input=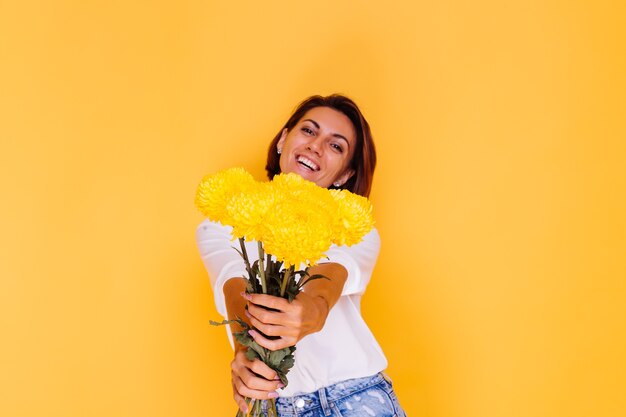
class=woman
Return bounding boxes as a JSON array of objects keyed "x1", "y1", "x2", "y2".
[{"x1": 196, "y1": 94, "x2": 406, "y2": 416}]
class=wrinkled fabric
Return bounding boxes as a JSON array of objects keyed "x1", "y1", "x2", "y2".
[{"x1": 260, "y1": 373, "x2": 407, "y2": 417}]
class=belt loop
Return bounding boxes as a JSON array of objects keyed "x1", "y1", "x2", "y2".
[
  {"x1": 381, "y1": 371, "x2": 393, "y2": 384},
  {"x1": 318, "y1": 387, "x2": 332, "y2": 416}
]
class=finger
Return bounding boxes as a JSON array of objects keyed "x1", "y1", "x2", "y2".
[
  {"x1": 247, "y1": 358, "x2": 282, "y2": 381},
  {"x1": 243, "y1": 292, "x2": 290, "y2": 311},
  {"x1": 238, "y1": 364, "x2": 284, "y2": 392},
  {"x1": 231, "y1": 350, "x2": 253, "y2": 373},
  {"x1": 246, "y1": 310, "x2": 284, "y2": 337},
  {"x1": 249, "y1": 329, "x2": 296, "y2": 351},
  {"x1": 248, "y1": 304, "x2": 303, "y2": 335},
  {"x1": 232, "y1": 380, "x2": 249, "y2": 414},
  {"x1": 233, "y1": 374, "x2": 280, "y2": 400},
  {"x1": 247, "y1": 302, "x2": 283, "y2": 325},
  {"x1": 232, "y1": 353, "x2": 283, "y2": 390}
]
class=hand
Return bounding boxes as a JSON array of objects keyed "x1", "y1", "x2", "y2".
[
  {"x1": 242, "y1": 291, "x2": 330, "y2": 350},
  {"x1": 230, "y1": 348, "x2": 284, "y2": 413}
]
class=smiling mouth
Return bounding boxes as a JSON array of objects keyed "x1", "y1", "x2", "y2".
[{"x1": 296, "y1": 155, "x2": 320, "y2": 171}]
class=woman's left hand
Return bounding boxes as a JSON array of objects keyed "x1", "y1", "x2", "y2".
[{"x1": 242, "y1": 291, "x2": 330, "y2": 350}]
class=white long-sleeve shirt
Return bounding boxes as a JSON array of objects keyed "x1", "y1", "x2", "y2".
[{"x1": 195, "y1": 219, "x2": 388, "y2": 397}]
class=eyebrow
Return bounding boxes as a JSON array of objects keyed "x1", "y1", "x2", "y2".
[{"x1": 302, "y1": 119, "x2": 351, "y2": 148}]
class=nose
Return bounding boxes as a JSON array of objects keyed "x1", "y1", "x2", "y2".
[{"x1": 306, "y1": 137, "x2": 323, "y2": 155}]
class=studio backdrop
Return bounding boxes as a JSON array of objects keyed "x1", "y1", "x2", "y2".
[{"x1": 1, "y1": 1, "x2": 624, "y2": 417}]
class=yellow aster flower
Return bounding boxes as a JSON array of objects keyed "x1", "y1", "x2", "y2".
[
  {"x1": 270, "y1": 172, "x2": 340, "y2": 221},
  {"x1": 270, "y1": 172, "x2": 320, "y2": 197},
  {"x1": 261, "y1": 199, "x2": 333, "y2": 267},
  {"x1": 226, "y1": 181, "x2": 284, "y2": 241},
  {"x1": 330, "y1": 189, "x2": 375, "y2": 246},
  {"x1": 195, "y1": 167, "x2": 257, "y2": 224}
]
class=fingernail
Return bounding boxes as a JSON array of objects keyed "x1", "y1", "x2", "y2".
[
  {"x1": 248, "y1": 329, "x2": 257, "y2": 337},
  {"x1": 277, "y1": 383, "x2": 285, "y2": 388},
  {"x1": 268, "y1": 392, "x2": 279, "y2": 399},
  {"x1": 241, "y1": 292, "x2": 252, "y2": 301}
]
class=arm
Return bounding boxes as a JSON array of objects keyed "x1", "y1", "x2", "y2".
[
  {"x1": 198, "y1": 220, "x2": 379, "y2": 343},
  {"x1": 223, "y1": 279, "x2": 283, "y2": 413},
  {"x1": 244, "y1": 262, "x2": 348, "y2": 351},
  {"x1": 196, "y1": 221, "x2": 281, "y2": 413},
  {"x1": 245, "y1": 229, "x2": 380, "y2": 350},
  {"x1": 223, "y1": 264, "x2": 347, "y2": 411},
  {"x1": 196, "y1": 221, "x2": 380, "y2": 410}
]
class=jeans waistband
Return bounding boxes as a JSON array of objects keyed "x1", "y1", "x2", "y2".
[{"x1": 272, "y1": 373, "x2": 387, "y2": 416}]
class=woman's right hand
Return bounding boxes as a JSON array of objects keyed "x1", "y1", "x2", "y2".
[{"x1": 230, "y1": 348, "x2": 284, "y2": 413}]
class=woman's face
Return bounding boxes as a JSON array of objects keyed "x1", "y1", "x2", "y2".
[{"x1": 276, "y1": 106, "x2": 356, "y2": 189}]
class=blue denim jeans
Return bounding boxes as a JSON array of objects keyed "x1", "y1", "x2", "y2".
[{"x1": 262, "y1": 372, "x2": 407, "y2": 417}]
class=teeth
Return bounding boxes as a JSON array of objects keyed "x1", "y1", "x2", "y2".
[{"x1": 297, "y1": 156, "x2": 319, "y2": 171}]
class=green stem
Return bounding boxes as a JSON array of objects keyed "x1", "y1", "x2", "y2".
[
  {"x1": 257, "y1": 242, "x2": 267, "y2": 294},
  {"x1": 238, "y1": 238, "x2": 253, "y2": 280},
  {"x1": 280, "y1": 265, "x2": 295, "y2": 297},
  {"x1": 246, "y1": 399, "x2": 252, "y2": 416}
]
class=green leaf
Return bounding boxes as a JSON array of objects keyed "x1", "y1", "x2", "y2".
[
  {"x1": 306, "y1": 274, "x2": 328, "y2": 280},
  {"x1": 248, "y1": 340, "x2": 268, "y2": 361},
  {"x1": 233, "y1": 331, "x2": 252, "y2": 346},
  {"x1": 245, "y1": 349, "x2": 259, "y2": 361},
  {"x1": 209, "y1": 319, "x2": 230, "y2": 326},
  {"x1": 231, "y1": 246, "x2": 245, "y2": 260},
  {"x1": 278, "y1": 373, "x2": 289, "y2": 386},
  {"x1": 297, "y1": 274, "x2": 330, "y2": 290},
  {"x1": 278, "y1": 355, "x2": 295, "y2": 373},
  {"x1": 209, "y1": 318, "x2": 249, "y2": 329},
  {"x1": 268, "y1": 349, "x2": 289, "y2": 368}
]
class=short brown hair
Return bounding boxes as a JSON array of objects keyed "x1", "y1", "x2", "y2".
[{"x1": 265, "y1": 94, "x2": 376, "y2": 197}]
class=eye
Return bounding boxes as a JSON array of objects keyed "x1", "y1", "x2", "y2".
[
  {"x1": 301, "y1": 127, "x2": 314, "y2": 135},
  {"x1": 331, "y1": 143, "x2": 343, "y2": 153}
]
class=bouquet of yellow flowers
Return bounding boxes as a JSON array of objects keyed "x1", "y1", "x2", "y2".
[{"x1": 195, "y1": 167, "x2": 375, "y2": 417}]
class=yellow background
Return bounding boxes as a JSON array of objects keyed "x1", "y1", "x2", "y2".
[{"x1": 1, "y1": 1, "x2": 625, "y2": 416}]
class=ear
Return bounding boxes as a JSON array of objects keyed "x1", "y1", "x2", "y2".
[
  {"x1": 276, "y1": 128, "x2": 288, "y2": 152},
  {"x1": 335, "y1": 168, "x2": 355, "y2": 187}
]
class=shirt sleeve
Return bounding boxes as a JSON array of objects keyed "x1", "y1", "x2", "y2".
[
  {"x1": 195, "y1": 219, "x2": 247, "y2": 318},
  {"x1": 322, "y1": 227, "x2": 381, "y2": 296}
]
